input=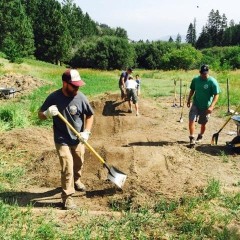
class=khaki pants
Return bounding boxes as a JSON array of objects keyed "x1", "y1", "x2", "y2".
[
  {"x1": 55, "y1": 143, "x2": 85, "y2": 201},
  {"x1": 119, "y1": 84, "x2": 126, "y2": 100}
]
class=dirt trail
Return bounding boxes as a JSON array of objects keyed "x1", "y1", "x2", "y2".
[{"x1": 0, "y1": 92, "x2": 239, "y2": 212}]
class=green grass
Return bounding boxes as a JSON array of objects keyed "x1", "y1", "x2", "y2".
[
  {"x1": 0, "y1": 61, "x2": 240, "y2": 130},
  {"x1": 0, "y1": 180, "x2": 239, "y2": 239}
]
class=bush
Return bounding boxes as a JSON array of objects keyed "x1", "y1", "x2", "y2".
[{"x1": 70, "y1": 36, "x2": 135, "y2": 70}]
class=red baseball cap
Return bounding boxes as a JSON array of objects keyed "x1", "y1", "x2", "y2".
[{"x1": 62, "y1": 69, "x2": 85, "y2": 87}]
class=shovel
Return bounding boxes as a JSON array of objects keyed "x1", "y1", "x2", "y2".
[
  {"x1": 172, "y1": 79, "x2": 178, "y2": 107},
  {"x1": 211, "y1": 105, "x2": 240, "y2": 145},
  {"x1": 179, "y1": 83, "x2": 188, "y2": 123},
  {"x1": 57, "y1": 112, "x2": 127, "y2": 189},
  {"x1": 226, "y1": 78, "x2": 231, "y2": 115}
]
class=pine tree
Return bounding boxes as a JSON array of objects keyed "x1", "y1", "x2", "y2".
[
  {"x1": 61, "y1": 0, "x2": 85, "y2": 47},
  {"x1": 33, "y1": 0, "x2": 71, "y2": 64},
  {"x1": 186, "y1": 19, "x2": 196, "y2": 46},
  {"x1": 206, "y1": 9, "x2": 228, "y2": 46},
  {"x1": 168, "y1": 36, "x2": 174, "y2": 42},
  {"x1": 195, "y1": 26, "x2": 210, "y2": 49},
  {"x1": 175, "y1": 34, "x2": 181, "y2": 44},
  {"x1": 0, "y1": 0, "x2": 35, "y2": 61}
]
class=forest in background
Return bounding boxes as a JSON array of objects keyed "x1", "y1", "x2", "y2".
[{"x1": 1, "y1": 0, "x2": 240, "y2": 70}]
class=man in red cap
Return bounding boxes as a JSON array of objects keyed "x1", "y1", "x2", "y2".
[{"x1": 38, "y1": 69, "x2": 94, "y2": 210}]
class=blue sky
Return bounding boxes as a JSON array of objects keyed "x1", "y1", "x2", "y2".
[{"x1": 73, "y1": 0, "x2": 239, "y2": 41}]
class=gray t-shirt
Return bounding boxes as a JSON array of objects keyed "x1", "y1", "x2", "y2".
[{"x1": 40, "y1": 89, "x2": 94, "y2": 145}]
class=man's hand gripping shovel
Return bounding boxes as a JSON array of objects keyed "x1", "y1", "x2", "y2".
[{"x1": 57, "y1": 112, "x2": 127, "y2": 189}]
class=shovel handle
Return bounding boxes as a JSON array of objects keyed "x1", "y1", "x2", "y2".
[
  {"x1": 218, "y1": 105, "x2": 240, "y2": 133},
  {"x1": 180, "y1": 84, "x2": 188, "y2": 115},
  {"x1": 57, "y1": 112, "x2": 106, "y2": 165}
]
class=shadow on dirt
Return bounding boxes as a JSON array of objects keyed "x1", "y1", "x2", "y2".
[
  {"x1": 195, "y1": 144, "x2": 237, "y2": 156},
  {"x1": 123, "y1": 140, "x2": 187, "y2": 147},
  {"x1": 102, "y1": 100, "x2": 127, "y2": 116},
  {"x1": 0, "y1": 187, "x2": 62, "y2": 208},
  {"x1": 123, "y1": 141, "x2": 239, "y2": 157},
  {"x1": 86, "y1": 187, "x2": 119, "y2": 198},
  {"x1": 0, "y1": 187, "x2": 119, "y2": 208}
]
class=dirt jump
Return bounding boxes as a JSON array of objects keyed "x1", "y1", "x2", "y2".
[{"x1": 1, "y1": 80, "x2": 240, "y2": 214}]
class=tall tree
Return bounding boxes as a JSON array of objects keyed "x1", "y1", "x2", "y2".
[
  {"x1": 0, "y1": 0, "x2": 35, "y2": 60},
  {"x1": 195, "y1": 26, "x2": 210, "y2": 49},
  {"x1": 186, "y1": 20, "x2": 196, "y2": 46},
  {"x1": 81, "y1": 13, "x2": 98, "y2": 37},
  {"x1": 34, "y1": 0, "x2": 71, "y2": 64},
  {"x1": 175, "y1": 33, "x2": 182, "y2": 44},
  {"x1": 21, "y1": 0, "x2": 39, "y2": 24},
  {"x1": 168, "y1": 36, "x2": 174, "y2": 42},
  {"x1": 196, "y1": 9, "x2": 229, "y2": 48},
  {"x1": 206, "y1": 9, "x2": 228, "y2": 46},
  {"x1": 61, "y1": 0, "x2": 86, "y2": 48}
]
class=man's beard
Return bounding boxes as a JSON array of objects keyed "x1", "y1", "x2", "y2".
[
  {"x1": 66, "y1": 87, "x2": 78, "y2": 97},
  {"x1": 66, "y1": 88, "x2": 77, "y2": 97}
]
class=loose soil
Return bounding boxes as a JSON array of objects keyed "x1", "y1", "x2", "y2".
[{"x1": 0, "y1": 74, "x2": 239, "y2": 215}]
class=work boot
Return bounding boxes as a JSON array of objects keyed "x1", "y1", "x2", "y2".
[
  {"x1": 189, "y1": 136, "x2": 196, "y2": 146},
  {"x1": 74, "y1": 181, "x2": 86, "y2": 191},
  {"x1": 63, "y1": 196, "x2": 77, "y2": 210},
  {"x1": 196, "y1": 134, "x2": 203, "y2": 143}
]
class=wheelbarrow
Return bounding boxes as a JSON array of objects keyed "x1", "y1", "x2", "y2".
[
  {"x1": 0, "y1": 87, "x2": 22, "y2": 99},
  {"x1": 226, "y1": 115, "x2": 240, "y2": 150},
  {"x1": 57, "y1": 112, "x2": 127, "y2": 189}
]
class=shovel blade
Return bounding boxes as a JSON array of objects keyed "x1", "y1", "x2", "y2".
[
  {"x1": 107, "y1": 166, "x2": 127, "y2": 189},
  {"x1": 211, "y1": 133, "x2": 219, "y2": 145}
]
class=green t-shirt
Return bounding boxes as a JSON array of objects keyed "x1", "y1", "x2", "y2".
[{"x1": 190, "y1": 75, "x2": 221, "y2": 110}]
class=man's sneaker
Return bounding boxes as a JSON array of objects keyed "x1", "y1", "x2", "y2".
[
  {"x1": 189, "y1": 136, "x2": 196, "y2": 146},
  {"x1": 196, "y1": 134, "x2": 203, "y2": 143},
  {"x1": 63, "y1": 197, "x2": 77, "y2": 210},
  {"x1": 74, "y1": 181, "x2": 86, "y2": 191},
  {"x1": 136, "y1": 112, "x2": 139, "y2": 116},
  {"x1": 128, "y1": 108, "x2": 132, "y2": 113}
]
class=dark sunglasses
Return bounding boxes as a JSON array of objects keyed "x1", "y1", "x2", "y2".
[{"x1": 68, "y1": 82, "x2": 79, "y2": 89}]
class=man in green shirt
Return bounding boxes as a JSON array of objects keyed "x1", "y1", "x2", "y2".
[{"x1": 187, "y1": 65, "x2": 221, "y2": 146}]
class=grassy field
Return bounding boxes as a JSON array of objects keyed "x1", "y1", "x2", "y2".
[
  {"x1": 0, "y1": 58, "x2": 240, "y2": 239},
  {"x1": 0, "y1": 58, "x2": 239, "y2": 131}
]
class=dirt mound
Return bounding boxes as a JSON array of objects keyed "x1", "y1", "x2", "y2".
[
  {"x1": 0, "y1": 73, "x2": 44, "y2": 98},
  {"x1": 0, "y1": 93, "x2": 239, "y2": 211}
]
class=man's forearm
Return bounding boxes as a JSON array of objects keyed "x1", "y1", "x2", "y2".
[
  {"x1": 210, "y1": 94, "x2": 219, "y2": 108},
  {"x1": 85, "y1": 115, "x2": 94, "y2": 132},
  {"x1": 187, "y1": 90, "x2": 194, "y2": 102}
]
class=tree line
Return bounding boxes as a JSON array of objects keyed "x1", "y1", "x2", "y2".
[
  {"x1": 186, "y1": 9, "x2": 240, "y2": 49},
  {"x1": 0, "y1": 0, "x2": 240, "y2": 71}
]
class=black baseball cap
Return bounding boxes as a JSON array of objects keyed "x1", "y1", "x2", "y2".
[
  {"x1": 127, "y1": 67, "x2": 133, "y2": 73},
  {"x1": 200, "y1": 64, "x2": 209, "y2": 74}
]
